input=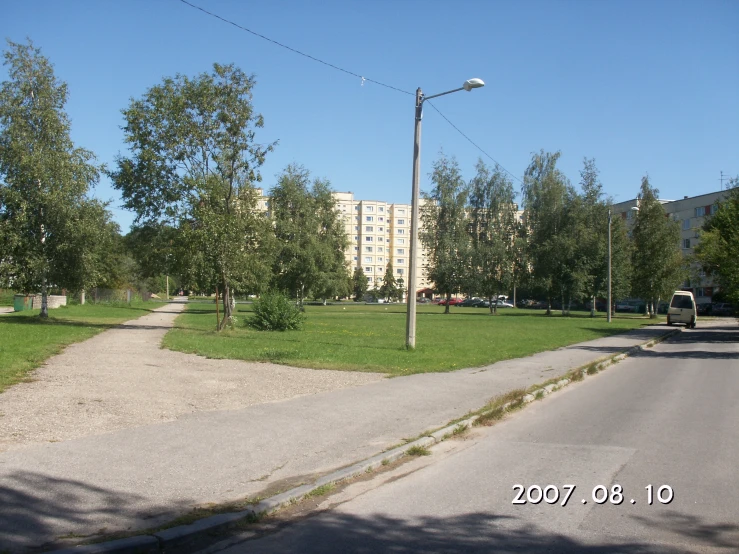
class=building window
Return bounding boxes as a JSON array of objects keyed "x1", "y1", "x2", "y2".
[
  {"x1": 365, "y1": 256, "x2": 373, "y2": 263},
  {"x1": 367, "y1": 277, "x2": 373, "y2": 283},
  {"x1": 397, "y1": 268, "x2": 404, "y2": 275},
  {"x1": 365, "y1": 236, "x2": 373, "y2": 242},
  {"x1": 353, "y1": 256, "x2": 357, "y2": 261},
  {"x1": 366, "y1": 216, "x2": 374, "y2": 222},
  {"x1": 397, "y1": 219, "x2": 405, "y2": 225},
  {"x1": 397, "y1": 258, "x2": 405, "y2": 264},
  {"x1": 682, "y1": 219, "x2": 690, "y2": 231},
  {"x1": 354, "y1": 236, "x2": 358, "y2": 240},
  {"x1": 365, "y1": 226, "x2": 373, "y2": 232},
  {"x1": 386, "y1": 238, "x2": 390, "y2": 243},
  {"x1": 365, "y1": 206, "x2": 374, "y2": 212},
  {"x1": 397, "y1": 248, "x2": 405, "y2": 255},
  {"x1": 365, "y1": 246, "x2": 373, "y2": 252},
  {"x1": 626, "y1": 210, "x2": 634, "y2": 220},
  {"x1": 397, "y1": 238, "x2": 405, "y2": 245},
  {"x1": 355, "y1": 205, "x2": 360, "y2": 210},
  {"x1": 378, "y1": 257, "x2": 383, "y2": 262},
  {"x1": 398, "y1": 209, "x2": 406, "y2": 215},
  {"x1": 378, "y1": 227, "x2": 384, "y2": 232},
  {"x1": 379, "y1": 207, "x2": 384, "y2": 213},
  {"x1": 355, "y1": 216, "x2": 359, "y2": 221},
  {"x1": 397, "y1": 229, "x2": 405, "y2": 234},
  {"x1": 377, "y1": 246, "x2": 383, "y2": 252},
  {"x1": 683, "y1": 238, "x2": 691, "y2": 249},
  {"x1": 365, "y1": 267, "x2": 372, "y2": 273},
  {"x1": 694, "y1": 206, "x2": 706, "y2": 217},
  {"x1": 378, "y1": 217, "x2": 384, "y2": 222},
  {"x1": 354, "y1": 246, "x2": 358, "y2": 251}
]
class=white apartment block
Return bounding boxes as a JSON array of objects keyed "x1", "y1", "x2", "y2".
[
  {"x1": 611, "y1": 189, "x2": 730, "y2": 302},
  {"x1": 255, "y1": 189, "x2": 430, "y2": 297}
]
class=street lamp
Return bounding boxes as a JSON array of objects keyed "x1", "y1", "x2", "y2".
[
  {"x1": 405, "y1": 78, "x2": 485, "y2": 349},
  {"x1": 607, "y1": 209, "x2": 612, "y2": 323}
]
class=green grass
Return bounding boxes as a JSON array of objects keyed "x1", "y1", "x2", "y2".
[
  {"x1": 406, "y1": 445, "x2": 432, "y2": 456},
  {"x1": 0, "y1": 301, "x2": 166, "y2": 393},
  {"x1": 0, "y1": 289, "x2": 16, "y2": 307},
  {"x1": 162, "y1": 303, "x2": 658, "y2": 376}
]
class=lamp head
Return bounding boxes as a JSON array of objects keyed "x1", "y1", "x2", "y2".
[{"x1": 463, "y1": 78, "x2": 485, "y2": 91}]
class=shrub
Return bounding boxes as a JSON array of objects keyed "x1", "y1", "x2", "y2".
[{"x1": 249, "y1": 292, "x2": 305, "y2": 331}]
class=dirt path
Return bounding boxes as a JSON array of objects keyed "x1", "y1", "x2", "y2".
[{"x1": 0, "y1": 299, "x2": 384, "y2": 452}]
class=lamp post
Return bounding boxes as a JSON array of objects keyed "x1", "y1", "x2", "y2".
[
  {"x1": 406, "y1": 78, "x2": 485, "y2": 349},
  {"x1": 607, "y1": 209, "x2": 612, "y2": 323}
]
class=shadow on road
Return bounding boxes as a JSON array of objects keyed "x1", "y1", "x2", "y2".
[
  {"x1": 233, "y1": 510, "x2": 730, "y2": 554},
  {"x1": 0, "y1": 471, "x2": 189, "y2": 552}
]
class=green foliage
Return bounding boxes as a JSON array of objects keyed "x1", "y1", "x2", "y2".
[
  {"x1": 521, "y1": 151, "x2": 583, "y2": 312},
  {"x1": 421, "y1": 154, "x2": 470, "y2": 313},
  {"x1": 694, "y1": 186, "x2": 739, "y2": 304},
  {"x1": 351, "y1": 266, "x2": 369, "y2": 301},
  {"x1": 110, "y1": 63, "x2": 276, "y2": 330},
  {"x1": 270, "y1": 164, "x2": 349, "y2": 304},
  {"x1": 249, "y1": 291, "x2": 306, "y2": 331},
  {"x1": 630, "y1": 176, "x2": 684, "y2": 314},
  {"x1": 379, "y1": 261, "x2": 399, "y2": 301},
  {"x1": 468, "y1": 160, "x2": 517, "y2": 313},
  {"x1": 0, "y1": 39, "x2": 106, "y2": 316}
]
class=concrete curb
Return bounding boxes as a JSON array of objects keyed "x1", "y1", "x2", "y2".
[{"x1": 47, "y1": 326, "x2": 681, "y2": 553}]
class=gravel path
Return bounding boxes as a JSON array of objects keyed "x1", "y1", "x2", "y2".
[{"x1": 0, "y1": 299, "x2": 385, "y2": 452}]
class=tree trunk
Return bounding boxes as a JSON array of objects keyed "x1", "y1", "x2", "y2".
[
  {"x1": 546, "y1": 297, "x2": 552, "y2": 316},
  {"x1": 80, "y1": 290, "x2": 86, "y2": 305},
  {"x1": 561, "y1": 291, "x2": 565, "y2": 316},
  {"x1": 591, "y1": 294, "x2": 596, "y2": 318},
  {"x1": 444, "y1": 293, "x2": 451, "y2": 314},
  {"x1": 215, "y1": 285, "x2": 220, "y2": 330},
  {"x1": 219, "y1": 282, "x2": 232, "y2": 330},
  {"x1": 40, "y1": 276, "x2": 49, "y2": 319}
]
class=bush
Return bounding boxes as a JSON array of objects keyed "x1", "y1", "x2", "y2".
[{"x1": 249, "y1": 292, "x2": 305, "y2": 331}]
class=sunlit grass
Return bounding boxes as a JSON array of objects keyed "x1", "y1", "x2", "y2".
[{"x1": 162, "y1": 303, "x2": 656, "y2": 375}]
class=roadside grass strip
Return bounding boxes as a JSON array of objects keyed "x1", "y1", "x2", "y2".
[{"x1": 47, "y1": 326, "x2": 681, "y2": 554}]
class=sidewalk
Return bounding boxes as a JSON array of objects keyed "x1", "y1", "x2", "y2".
[{"x1": 0, "y1": 308, "x2": 676, "y2": 552}]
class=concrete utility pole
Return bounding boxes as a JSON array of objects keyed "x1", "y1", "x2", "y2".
[
  {"x1": 607, "y1": 209, "x2": 612, "y2": 323},
  {"x1": 405, "y1": 79, "x2": 484, "y2": 349}
]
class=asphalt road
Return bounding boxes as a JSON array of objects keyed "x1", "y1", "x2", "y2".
[{"x1": 201, "y1": 322, "x2": 739, "y2": 553}]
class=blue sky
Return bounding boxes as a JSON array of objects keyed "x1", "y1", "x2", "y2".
[{"x1": 3, "y1": 0, "x2": 738, "y2": 232}]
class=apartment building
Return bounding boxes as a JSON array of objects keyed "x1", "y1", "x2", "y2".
[
  {"x1": 611, "y1": 189, "x2": 729, "y2": 302},
  {"x1": 256, "y1": 189, "x2": 430, "y2": 298}
]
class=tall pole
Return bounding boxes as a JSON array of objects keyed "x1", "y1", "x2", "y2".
[
  {"x1": 607, "y1": 209, "x2": 612, "y2": 323},
  {"x1": 406, "y1": 88, "x2": 423, "y2": 349}
]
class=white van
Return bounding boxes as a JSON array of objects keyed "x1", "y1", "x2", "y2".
[{"x1": 667, "y1": 291, "x2": 697, "y2": 328}]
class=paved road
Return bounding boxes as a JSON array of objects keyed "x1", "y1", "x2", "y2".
[
  {"x1": 205, "y1": 323, "x2": 739, "y2": 553},
  {"x1": 0, "y1": 319, "x2": 680, "y2": 552}
]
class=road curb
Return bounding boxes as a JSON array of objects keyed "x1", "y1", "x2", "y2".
[{"x1": 46, "y1": 327, "x2": 681, "y2": 553}]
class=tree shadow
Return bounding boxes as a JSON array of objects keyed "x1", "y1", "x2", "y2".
[
  {"x1": 0, "y1": 470, "x2": 191, "y2": 552},
  {"x1": 235, "y1": 510, "x2": 725, "y2": 554}
]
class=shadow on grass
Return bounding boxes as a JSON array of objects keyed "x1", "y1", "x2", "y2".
[
  {"x1": 0, "y1": 318, "x2": 175, "y2": 332},
  {"x1": 232, "y1": 510, "x2": 731, "y2": 553},
  {"x1": 0, "y1": 470, "x2": 192, "y2": 553}
]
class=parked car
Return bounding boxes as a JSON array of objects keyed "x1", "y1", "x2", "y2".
[
  {"x1": 615, "y1": 301, "x2": 635, "y2": 313},
  {"x1": 667, "y1": 290, "x2": 697, "y2": 328},
  {"x1": 712, "y1": 303, "x2": 734, "y2": 316},
  {"x1": 460, "y1": 297, "x2": 483, "y2": 307},
  {"x1": 492, "y1": 300, "x2": 514, "y2": 308},
  {"x1": 416, "y1": 297, "x2": 431, "y2": 304},
  {"x1": 696, "y1": 303, "x2": 712, "y2": 316}
]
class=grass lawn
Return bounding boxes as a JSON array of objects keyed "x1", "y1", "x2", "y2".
[
  {"x1": 0, "y1": 289, "x2": 16, "y2": 306},
  {"x1": 0, "y1": 301, "x2": 166, "y2": 393},
  {"x1": 163, "y1": 303, "x2": 659, "y2": 376}
]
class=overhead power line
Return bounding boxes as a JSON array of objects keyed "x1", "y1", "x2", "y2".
[
  {"x1": 177, "y1": 0, "x2": 413, "y2": 96},
  {"x1": 177, "y1": 0, "x2": 520, "y2": 184},
  {"x1": 426, "y1": 101, "x2": 522, "y2": 185}
]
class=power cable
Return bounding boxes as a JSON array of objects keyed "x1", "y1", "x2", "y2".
[
  {"x1": 177, "y1": 0, "x2": 413, "y2": 96},
  {"x1": 426, "y1": 100, "x2": 522, "y2": 185},
  {"x1": 177, "y1": 0, "x2": 521, "y2": 184}
]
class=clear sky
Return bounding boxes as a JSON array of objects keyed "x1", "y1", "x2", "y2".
[{"x1": 3, "y1": 0, "x2": 738, "y2": 232}]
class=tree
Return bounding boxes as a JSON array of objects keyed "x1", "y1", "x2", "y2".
[
  {"x1": 270, "y1": 164, "x2": 349, "y2": 306},
  {"x1": 351, "y1": 266, "x2": 368, "y2": 301},
  {"x1": 0, "y1": 40, "x2": 104, "y2": 317},
  {"x1": 521, "y1": 151, "x2": 582, "y2": 314},
  {"x1": 468, "y1": 160, "x2": 517, "y2": 314},
  {"x1": 694, "y1": 185, "x2": 739, "y2": 305},
  {"x1": 379, "y1": 261, "x2": 398, "y2": 302},
  {"x1": 110, "y1": 63, "x2": 275, "y2": 330},
  {"x1": 630, "y1": 176, "x2": 684, "y2": 317},
  {"x1": 420, "y1": 154, "x2": 470, "y2": 314}
]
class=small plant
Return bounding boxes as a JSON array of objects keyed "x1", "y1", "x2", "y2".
[
  {"x1": 406, "y1": 445, "x2": 431, "y2": 456},
  {"x1": 248, "y1": 292, "x2": 306, "y2": 331},
  {"x1": 535, "y1": 390, "x2": 545, "y2": 400},
  {"x1": 381, "y1": 458, "x2": 390, "y2": 466},
  {"x1": 586, "y1": 363, "x2": 599, "y2": 375},
  {"x1": 475, "y1": 406, "x2": 506, "y2": 426},
  {"x1": 306, "y1": 483, "x2": 335, "y2": 498},
  {"x1": 570, "y1": 370, "x2": 584, "y2": 382},
  {"x1": 451, "y1": 424, "x2": 468, "y2": 436}
]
